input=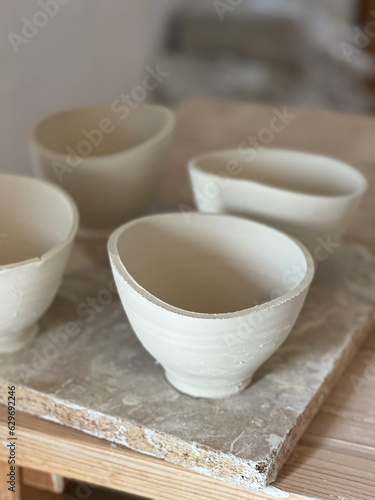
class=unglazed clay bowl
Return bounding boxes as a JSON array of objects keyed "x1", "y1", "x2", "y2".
[
  {"x1": 0, "y1": 175, "x2": 78, "y2": 353},
  {"x1": 29, "y1": 104, "x2": 175, "y2": 238},
  {"x1": 108, "y1": 213, "x2": 314, "y2": 399},
  {"x1": 188, "y1": 148, "x2": 367, "y2": 256}
]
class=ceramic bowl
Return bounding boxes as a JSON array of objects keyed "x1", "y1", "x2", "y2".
[
  {"x1": 108, "y1": 213, "x2": 314, "y2": 398},
  {"x1": 0, "y1": 174, "x2": 78, "y2": 353},
  {"x1": 29, "y1": 104, "x2": 175, "y2": 238},
  {"x1": 188, "y1": 148, "x2": 367, "y2": 255}
]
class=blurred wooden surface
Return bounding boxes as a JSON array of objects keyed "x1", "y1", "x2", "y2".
[
  {"x1": 21, "y1": 470, "x2": 65, "y2": 494},
  {"x1": 1, "y1": 98, "x2": 375, "y2": 499},
  {"x1": 20, "y1": 484, "x2": 60, "y2": 500}
]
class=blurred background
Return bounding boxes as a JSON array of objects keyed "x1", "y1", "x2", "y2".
[{"x1": 2, "y1": 0, "x2": 375, "y2": 176}]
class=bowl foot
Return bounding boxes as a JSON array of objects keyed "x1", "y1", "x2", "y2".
[
  {"x1": 0, "y1": 323, "x2": 39, "y2": 354},
  {"x1": 165, "y1": 370, "x2": 252, "y2": 399}
]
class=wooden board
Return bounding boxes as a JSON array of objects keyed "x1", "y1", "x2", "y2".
[
  {"x1": 1, "y1": 396, "x2": 375, "y2": 500},
  {"x1": 0, "y1": 239, "x2": 374, "y2": 491},
  {"x1": 0, "y1": 405, "x2": 321, "y2": 500},
  {"x1": 21, "y1": 469, "x2": 65, "y2": 494}
]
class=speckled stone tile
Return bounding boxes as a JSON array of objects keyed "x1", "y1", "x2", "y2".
[{"x1": 1, "y1": 242, "x2": 374, "y2": 490}]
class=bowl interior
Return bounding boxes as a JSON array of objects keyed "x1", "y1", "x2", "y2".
[
  {"x1": 115, "y1": 214, "x2": 309, "y2": 315},
  {"x1": 194, "y1": 149, "x2": 366, "y2": 197},
  {"x1": 33, "y1": 105, "x2": 172, "y2": 158},
  {"x1": 0, "y1": 176, "x2": 76, "y2": 266}
]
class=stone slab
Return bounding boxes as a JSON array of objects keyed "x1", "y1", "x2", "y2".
[{"x1": 1, "y1": 241, "x2": 375, "y2": 490}]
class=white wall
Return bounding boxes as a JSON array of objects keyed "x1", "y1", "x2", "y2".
[{"x1": 1, "y1": 0, "x2": 173, "y2": 175}]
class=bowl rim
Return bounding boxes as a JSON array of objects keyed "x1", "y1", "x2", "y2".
[
  {"x1": 29, "y1": 103, "x2": 175, "y2": 162},
  {"x1": 0, "y1": 174, "x2": 79, "y2": 271},
  {"x1": 188, "y1": 147, "x2": 368, "y2": 201},
  {"x1": 108, "y1": 212, "x2": 315, "y2": 320}
]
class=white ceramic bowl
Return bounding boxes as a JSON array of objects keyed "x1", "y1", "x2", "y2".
[
  {"x1": 108, "y1": 213, "x2": 314, "y2": 399},
  {"x1": 188, "y1": 148, "x2": 367, "y2": 255},
  {"x1": 29, "y1": 104, "x2": 175, "y2": 238},
  {"x1": 0, "y1": 175, "x2": 78, "y2": 353}
]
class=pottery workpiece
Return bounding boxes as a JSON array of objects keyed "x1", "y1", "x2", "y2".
[
  {"x1": 0, "y1": 174, "x2": 78, "y2": 353},
  {"x1": 108, "y1": 213, "x2": 315, "y2": 398},
  {"x1": 29, "y1": 104, "x2": 175, "y2": 238},
  {"x1": 188, "y1": 148, "x2": 367, "y2": 254}
]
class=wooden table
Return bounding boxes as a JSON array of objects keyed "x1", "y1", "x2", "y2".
[{"x1": 1, "y1": 98, "x2": 375, "y2": 500}]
